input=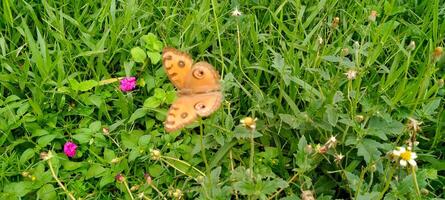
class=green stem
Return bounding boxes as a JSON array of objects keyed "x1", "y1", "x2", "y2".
[
  {"x1": 47, "y1": 159, "x2": 76, "y2": 200},
  {"x1": 210, "y1": 0, "x2": 226, "y2": 78},
  {"x1": 411, "y1": 167, "x2": 421, "y2": 197},
  {"x1": 122, "y1": 179, "x2": 135, "y2": 200},
  {"x1": 377, "y1": 166, "x2": 395, "y2": 200},
  {"x1": 200, "y1": 119, "x2": 210, "y2": 175},
  {"x1": 249, "y1": 129, "x2": 255, "y2": 179}
]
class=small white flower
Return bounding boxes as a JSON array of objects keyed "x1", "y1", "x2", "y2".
[
  {"x1": 392, "y1": 147, "x2": 417, "y2": 167},
  {"x1": 344, "y1": 69, "x2": 358, "y2": 80},
  {"x1": 231, "y1": 8, "x2": 242, "y2": 17},
  {"x1": 240, "y1": 117, "x2": 257, "y2": 130}
]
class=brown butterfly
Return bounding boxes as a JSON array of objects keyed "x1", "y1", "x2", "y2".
[{"x1": 162, "y1": 47, "x2": 222, "y2": 132}]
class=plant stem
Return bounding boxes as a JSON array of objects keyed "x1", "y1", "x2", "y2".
[
  {"x1": 149, "y1": 183, "x2": 167, "y2": 200},
  {"x1": 249, "y1": 129, "x2": 255, "y2": 179},
  {"x1": 47, "y1": 159, "x2": 76, "y2": 200},
  {"x1": 200, "y1": 119, "x2": 210, "y2": 175},
  {"x1": 377, "y1": 166, "x2": 395, "y2": 200},
  {"x1": 210, "y1": 0, "x2": 226, "y2": 78},
  {"x1": 411, "y1": 167, "x2": 421, "y2": 197},
  {"x1": 122, "y1": 178, "x2": 135, "y2": 200}
]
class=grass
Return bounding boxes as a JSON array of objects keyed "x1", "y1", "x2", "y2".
[{"x1": 1, "y1": 0, "x2": 445, "y2": 199}]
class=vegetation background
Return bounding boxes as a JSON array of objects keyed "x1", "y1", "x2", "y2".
[{"x1": 1, "y1": 0, "x2": 444, "y2": 199}]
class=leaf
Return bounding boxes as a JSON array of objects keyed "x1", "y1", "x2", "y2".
[
  {"x1": 89, "y1": 121, "x2": 102, "y2": 132},
  {"x1": 20, "y1": 148, "x2": 35, "y2": 164},
  {"x1": 357, "y1": 192, "x2": 379, "y2": 200},
  {"x1": 357, "y1": 139, "x2": 383, "y2": 164},
  {"x1": 3, "y1": 181, "x2": 33, "y2": 197},
  {"x1": 131, "y1": 47, "x2": 147, "y2": 63},
  {"x1": 104, "y1": 148, "x2": 116, "y2": 163},
  {"x1": 147, "y1": 51, "x2": 161, "y2": 64},
  {"x1": 99, "y1": 172, "x2": 115, "y2": 188},
  {"x1": 37, "y1": 184, "x2": 57, "y2": 200},
  {"x1": 279, "y1": 114, "x2": 301, "y2": 129},
  {"x1": 233, "y1": 180, "x2": 255, "y2": 196},
  {"x1": 141, "y1": 33, "x2": 163, "y2": 51},
  {"x1": 149, "y1": 164, "x2": 164, "y2": 177},
  {"x1": 85, "y1": 164, "x2": 107, "y2": 179},
  {"x1": 128, "y1": 108, "x2": 146, "y2": 123},
  {"x1": 345, "y1": 171, "x2": 360, "y2": 192},
  {"x1": 128, "y1": 149, "x2": 140, "y2": 162},
  {"x1": 32, "y1": 129, "x2": 49, "y2": 137},
  {"x1": 77, "y1": 80, "x2": 98, "y2": 91},
  {"x1": 261, "y1": 178, "x2": 288, "y2": 196},
  {"x1": 143, "y1": 97, "x2": 161, "y2": 108},
  {"x1": 62, "y1": 161, "x2": 85, "y2": 171},
  {"x1": 37, "y1": 134, "x2": 57, "y2": 147},
  {"x1": 325, "y1": 104, "x2": 338, "y2": 126},
  {"x1": 422, "y1": 98, "x2": 441, "y2": 116},
  {"x1": 366, "y1": 116, "x2": 404, "y2": 140},
  {"x1": 73, "y1": 132, "x2": 92, "y2": 144}
]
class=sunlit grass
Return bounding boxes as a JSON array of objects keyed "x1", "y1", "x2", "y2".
[{"x1": 0, "y1": 0, "x2": 444, "y2": 199}]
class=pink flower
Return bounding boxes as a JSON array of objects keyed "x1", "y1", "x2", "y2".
[
  {"x1": 64, "y1": 141, "x2": 78, "y2": 158},
  {"x1": 120, "y1": 77, "x2": 136, "y2": 92}
]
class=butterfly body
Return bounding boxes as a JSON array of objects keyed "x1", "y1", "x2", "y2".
[{"x1": 162, "y1": 47, "x2": 222, "y2": 132}]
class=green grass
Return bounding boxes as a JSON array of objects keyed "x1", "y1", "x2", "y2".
[{"x1": 1, "y1": 0, "x2": 445, "y2": 199}]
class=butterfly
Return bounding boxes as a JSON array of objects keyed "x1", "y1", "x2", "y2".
[{"x1": 162, "y1": 47, "x2": 223, "y2": 132}]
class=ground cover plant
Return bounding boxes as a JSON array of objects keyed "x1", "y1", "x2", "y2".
[{"x1": 1, "y1": 0, "x2": 445, "y2": 199}]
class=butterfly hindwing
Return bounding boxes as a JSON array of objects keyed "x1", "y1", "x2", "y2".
[{"x1": 164, "y1": 92, "x2": 223, "y2": 132}]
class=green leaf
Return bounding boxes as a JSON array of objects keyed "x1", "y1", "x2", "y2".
[
  {"x1": 149, "y1": 164, "x2": 164, "y2": 177},
  {"x1": 366, "y1": 116, "x2": 403, "y2": 140},
  {"x1": 357, "y1": 139, "x2": 383, "y2": 164},
  {"x1": 325, "y1": 105, "x2": 338, "y2": 126},
  {"x1": 345, "y1": 171, "x2": 360, "y2": 192},
  {"x1": 147, "y1": 51, "x2": 161, "y2": 64},
  {"x1": 104, "y1": 148, "x2": 116, "y2": 163},
  {"x1": 128, "y1": 108, "x2": 147, "y2": 123},
  {"x1": 279, "y1": 114, "x2": 301, "y2": 129},
  {"x1": 233, "y1": 180, "x2": 255, "y2": 196},
  {"x1": 99, "y1": 172, "x2": 115, "y2": 188},
  {"x1": 422, "y1": 98, "x2": 441, "y2": 116},
  {"x1": 128, "y1": 149, "x2": 140, "y2": 162},
  {"x1": 32, "y1": 129, "x2": 49, "y2": 137},
  {"x1": 143, "y1": 97, "x2": 161, "y2": 108},
  {"x1": 154, "y1": 88, "x2": 166, "y2": 99},
  {"x1": 75, "y1": 80, "x2": 98, "y2": 91},
  {"x1": 37, "y1": 134, "x2": 57, "y2": 147},
  {"x1": 131, "y1": 47, "x2": 147, "y2": 63},
  {"x1": 89, "y1": 121, "x2": 102, "y2": 132},
  {"x1": 141, "y1": 33, "x2": 163, "y2": 51},
  {"x1": 20, "y1": 148, "x2": 35, "y2": 164},
  {"x1": 73, "y1": 132, "x2": 92, "y2": 144},
  {"x1": 357, "y1": 192, "x2": 379, "y2": 200},
  {"x1": 3, "y1": 181, "x2": 33, "y2": 197},
  {"x1": 62, "y1": 161, "x2": 85, "y2": 171},
  {"x1": 261, "y1": 178, "x2": 288, "y2": 196},
  {"x1": 85, "y1": 164, "x2": 107, "y2": 179},
  {"x1": 37, "y1": 184, "x2": 57, "y2": 200}
]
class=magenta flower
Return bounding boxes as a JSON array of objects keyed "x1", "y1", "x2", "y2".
[
  {"x1": 120, "y1": 77, "x2": 136, "y2": 92},
  {"x1": 63, "y1": 141, "x2": 78, "y2": 158}
]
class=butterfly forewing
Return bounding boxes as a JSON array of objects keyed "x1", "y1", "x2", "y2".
[
  {"x1": 182, "y1": 61, "x2": 221, "y2": 94},
  {"x1": 162, "y1": 47, "x2": 193, "y2": 89}
]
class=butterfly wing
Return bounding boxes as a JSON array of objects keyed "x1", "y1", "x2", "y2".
[
  {"x1": 182, "y1": 61, "x2": 221, "y2": 94},
  {"x1": 164, "y1": 92, "x2": 223, "y2": 132},
  {"x1": 162, "y1": 47, "x2": 193, "y2": 89}
]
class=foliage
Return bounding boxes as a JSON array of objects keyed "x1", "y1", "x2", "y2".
[{"x1": 0, "y1": 0, "x2": 444, "y2": 199}]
